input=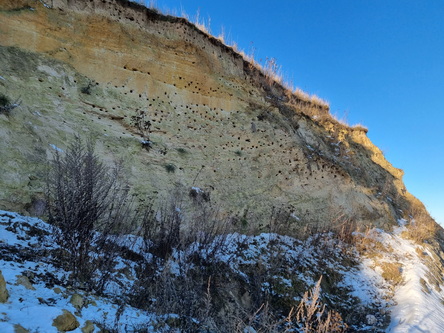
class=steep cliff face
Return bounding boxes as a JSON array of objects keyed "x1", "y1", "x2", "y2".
[{"x1": 0, "y1": 0, "x2": 428, "y2": 231}]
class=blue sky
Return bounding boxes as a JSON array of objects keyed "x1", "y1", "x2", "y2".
[{"x1": 149, "y1": 0, "x2": 444, "y2": 225}]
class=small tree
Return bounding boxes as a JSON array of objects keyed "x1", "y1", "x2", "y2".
[
  {"x1": 46, "y1": 136, "x2": 129, "y2": 283},
  {"x1": 131, "y1": 109, "x2": 152, "y2": 150}
]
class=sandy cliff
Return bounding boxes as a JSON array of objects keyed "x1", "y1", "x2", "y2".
[{"x1": 0, "y1": 0, "x2": 428, "y2": 231}]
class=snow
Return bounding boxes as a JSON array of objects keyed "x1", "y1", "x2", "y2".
[
  {"x1": 352, "y1": 222, "x2": 444, "y2": 332},
  {"x1": 1, "y1": 210, "x2": 444, "y2": 331},
  {"x1": 385, "y1": 226, "x2": 444, "y2": 332},
  {"x1": 0, "y1": 211, "x2": 155, "y2": 332},
  {"x1": 0, "y1": 262, "x2": 70, "y2": 332},
  {"x1": 49, "y1": 143, "x2": 64, "y2": 152},
  {"x1": 191, "y1": 186, "x2": 203, "y2": 193},
  {"x1": 340, "y1": 258, "x2": 390, "y2": 306},
  {"x1": 37, "y1": 65, "x2": 61, "y2": 77},
  {"x1": 36, "y1": 0, "x2": 52, "y2": 9}
]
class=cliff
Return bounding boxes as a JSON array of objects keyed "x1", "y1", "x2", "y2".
[
  {"x1": 3, "y1": 1, "x2": 444, "y2": 331},
  {"x1": 0, "y1": 0, "x2": 431, "y2": 232}
]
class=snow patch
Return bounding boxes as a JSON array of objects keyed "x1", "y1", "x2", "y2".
[
  {"x1": 49, "y1": 144, "x2": 64, "y2": 152},
  {"x1": 37, "y1": 65, "x2": 61, "y2": 78}
]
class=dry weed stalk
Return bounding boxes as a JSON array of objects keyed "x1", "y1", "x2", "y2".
[{"x1": 295, "y1": 277, "x2": 347, "y2": 333}]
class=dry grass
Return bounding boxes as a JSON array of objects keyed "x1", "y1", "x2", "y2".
[
  {"x1": 192, "y1": 8, "x2": 211, "y2": 35},
  {"x1": 293, "y1": 88, "x2": 311, "y2": 101},
  {"x1": 263, "y1": 57, "x2": 284, "y2": 85},
  {"x1": 403, "y1": 205, "x2": 438, "y2": 243},
  {"x1": 220, "y1": 276, "x2": 348, "y2": 332},
  {"x1": 351, "y1": 123, "x2": 369, "y2": 133},
  {"x1": 353, "y1": 228, "x2": 392, "y2": 260},
  {"x1": 295, "y1": 277, "x2": 348, "y2": 333},
  {"x1": 380, "y1": 262, "x2": 403, "y2": 285},
  {"x1": 294, "y1": 88, "x2": 329, "y2": 106},
  {"x1": 309, "y1": 94, "x2": 329, "y2": 108}
]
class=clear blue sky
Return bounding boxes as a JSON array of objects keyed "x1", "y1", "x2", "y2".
[{"x1": 146, "y1": 0, "x2": 444, "y2": 225}]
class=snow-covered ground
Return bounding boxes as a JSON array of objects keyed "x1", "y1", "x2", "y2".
[
  {"x1": 0, "y1": 211, "x2": 156, "y2": 332},
  {"x1": 384, "y1": 226, "x2": 444, "y2": 332},
  {"x1": 0, "y1": 210, "x2": 443, "y2": 332},
  {"x1": 352, "y1": 222, "x2": 444, "y2": 332}
]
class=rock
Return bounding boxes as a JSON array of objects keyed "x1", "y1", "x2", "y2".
[
  {"x1": 52, "y1": 309, "x2": 80, "y2": 332},
  {"x1": 87, "y1": 299, "x2": 97, "y2": 307},
  {"x1": 0, "y1": 270, "x2": 9, "y2": 303},
  {"x1": 81, "y1": 320, "x2": 95, "y2": 333},
  {"x1": 14, "y1": 324, "x2": 29, "y2": 333},
  {"x1": 15, "y1": 275, "x2": 36, "y2": 290},
  {"x1": 366, "y1": 314, "x2": 377, "y2": 326},
  {"x1": 53, "y1": 287, "x2": 62, "y2": 294},
  {"x1": 70, "y1": 293, "x2": 84, "y2": 311},
  {"x1": 240, "y1": 290, "x2": 252, "y2": 309}
]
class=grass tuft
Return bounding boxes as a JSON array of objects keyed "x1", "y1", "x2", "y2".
[{"x1": 164, "y1": 163, "x2": 176, "y2": 173}]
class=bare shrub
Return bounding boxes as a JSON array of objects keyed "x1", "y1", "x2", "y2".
[
  {"x1": 267, "y1": 206, "x2": 292, "y2": 235},
  {"x1": 151, "y1": 196, "x2": 183, "y2": 258},
  {"x1": 46, "y1": 136, "x2": 131, "y2": 284},
  {"x1": 128, "y1": 191, "x2": 232, "y2": 325},
  {"x1": 331, "y1": 209, "x2": 357, "y2": 245},
  {"x1": 164, "y1": 163, "x2": 176, "y2": 173},
  {"x1": 131, "y1": 109, "x2": 152, "y2": 150}
]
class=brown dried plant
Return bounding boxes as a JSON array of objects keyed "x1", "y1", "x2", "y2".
[{"x1": 295, "y1": 277, "x2": 348, "y2": 333}]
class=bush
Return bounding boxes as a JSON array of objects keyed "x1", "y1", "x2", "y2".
[
  {"x1": 0, "y1": 93, "x2": 20, "y2": 116},
  {"x1": 176, "y1": 147, "x2": 188, "y2": 155},
  {"x1": 164, "y1": 163, "x2": 176, "y2": 173},
  {"x1": 127, "y1": 191, "x2": 232, "y2": 326},
  {"x1": 46, "y1": 136, "x2": 131, "y2": 284},
  {"x1": 80, "y1": 83, "x2": 92, "y2": 95},
  {"x1": 0, "y1": 94, "x2": 9, "y2": 106}
]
